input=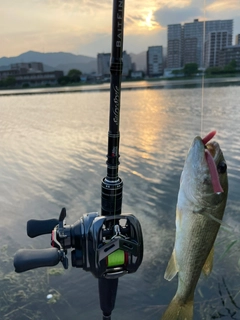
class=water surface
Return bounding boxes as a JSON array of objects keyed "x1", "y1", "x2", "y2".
[{"x1": 0, "y1": 84, "x2": 240, "y2": 319}]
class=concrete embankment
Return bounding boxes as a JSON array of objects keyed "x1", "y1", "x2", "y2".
[{"x1": 0, "y1": 77, "x2": 240, "y2": 96}]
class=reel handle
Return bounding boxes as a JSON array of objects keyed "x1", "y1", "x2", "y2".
[
  {"x1": 27, "y1": 219, "x2": 59, "y2": 238},
  {"x1": 14, "y1": 248, "x2": 60, "y2": 273}
]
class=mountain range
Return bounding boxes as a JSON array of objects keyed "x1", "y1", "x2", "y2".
[{"x1": 0, "y1": 50, "x2": 148, "y2": 74}]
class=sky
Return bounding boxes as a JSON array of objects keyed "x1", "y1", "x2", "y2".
[{"x1": 1, "y1": 0, "x2": 240, "y2": 58}]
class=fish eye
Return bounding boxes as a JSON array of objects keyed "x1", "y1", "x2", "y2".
[{"x1": 217, "y1": 161, "x2": 227, "y2": 174}]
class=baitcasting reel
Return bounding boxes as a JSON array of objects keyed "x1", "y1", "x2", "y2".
[{"x1": 14, "y1": 208, "x2": 143, "y2": 279}]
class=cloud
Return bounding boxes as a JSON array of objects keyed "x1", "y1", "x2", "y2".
[
  {"x1": 124, "y1": 28, "x2": 167, "y2": 53},
  {"x1": 154, "y1": 6, "x2": 202, "y2": 27},
  {"x1": 207, "y1": 0, "x2": 239, "y2": 12},
  {"x1": 76, "y1": 33, "x2": 111, "y2": 56},
  {"x1": 0, "y1": 0, "x2": 113, "y2": 56},
  {"x1": 152, "y1": 0, "x2": 240, "y2": 31},
  {"x1": 32, "y1": 0, "x2": 111, "y2": 9},
  {"x1": 0, "y1": 0, "x2": 240, "y2": 57}
]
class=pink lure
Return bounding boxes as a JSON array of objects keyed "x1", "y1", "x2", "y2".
[{"x1": 202, "y1": 131, "x2": 223, "y2": 194}]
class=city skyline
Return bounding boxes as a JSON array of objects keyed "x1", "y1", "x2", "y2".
[
  {"x1": 167, "y1": 19, "x2": 234, "y2": 69},
  {"x1": 1, "y1": 0, "x2": 240, "y2": 58}
]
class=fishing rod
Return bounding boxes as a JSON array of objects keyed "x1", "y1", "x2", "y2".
[
  {"x1": 99, "y1": 0, "x2": 144, "y2": 318},
  {"x1": 13, "y1": 0, "x2": 143, "y2": 319}
]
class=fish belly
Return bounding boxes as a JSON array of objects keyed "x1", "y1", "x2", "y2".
[{"x1": 175, "y1": 207, "x2": 221, "y2": 302}]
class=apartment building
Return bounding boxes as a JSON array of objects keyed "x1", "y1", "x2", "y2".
[
  {"x1": 0, "y1": 69, "x2": 19, "y2": 80},
  {"x1": 0, "y1": 61, "x2": 63, "y2": 86},
  {"x1": 97, "y1": 53, "x2": 111, "y2": 76},
  {"x1": 236, "y1": 34, "x2": 240, "y2": 45},
  {"x1": 205, "y1": 31, "x2": 232, "y2": 67},
  {"x1": 167, "y1": 24, "x2": 182, "y2": 69},
  {"x1": 0, "y1": 69, "x2": 63, "y2": 86},
  {"x1": 183, "y1": 19, "x2": 203, "y2": 67},
  {"x1": 167, "y1": 19, "x2": 233, "y2": 68},
  {"x1": 11, "y1": 62, "x2": 44, "y2": 73},
  {"x1": 219, "y1": 45, "x2": 240, "y2": 70},
  {"x1": 147, "y1": 46, "x2": 163, "y2": 76}
]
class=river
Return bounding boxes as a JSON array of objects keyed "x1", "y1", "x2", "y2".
[{"x1": 0, "y1": 81, "x2": 240, "y2": 319}]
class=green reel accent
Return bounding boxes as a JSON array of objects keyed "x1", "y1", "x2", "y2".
[{"x1": 107, "y1": 250, "x2": 125, "y2": 267}]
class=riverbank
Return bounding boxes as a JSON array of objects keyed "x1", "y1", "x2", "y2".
[{"x1": 1, "y1": 76, "x2": 240, "y2": 96}]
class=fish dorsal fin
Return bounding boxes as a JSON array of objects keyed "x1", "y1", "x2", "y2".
[
  {"x1": 202, "y1": 246, "x2": 214, "y2": 276},
  {"x1": 164, "y1": 249, "x2": 178, "y2": 281}
]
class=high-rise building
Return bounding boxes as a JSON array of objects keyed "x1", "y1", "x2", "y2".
[
  {"x1": 204, "y1": 20, "x2": 233, "y2": 67},
  {"x1": 236, "y1": 34, "x2": 240, "y2": 45},
  {"x1": 97, "y1": 53, "x2": 111, "y2": 76},
  {"x1": 219, "y1": 45, "x2": 240, "y2": 70},
  {"x1": 147, "y1": 46, "x2": 163, "y2": 76},
  {"x1": 183, "y1": 19, "x2": 203, "y2": 67},
  {"x1": 205, "y1": 31, "x2": 232, "y2": 67},
  {"x1": 167, "y1": 19, "x2": 233, "y2": 68},
  {"x1": 206, "y1": 19, "x2": 233, "y2": 35},
  {"x1": 167, "y1": 24, "x2": 182, "y2": 69},
  {"x1": 10, "y1": 62, "x2": 44, "y2": 73}
]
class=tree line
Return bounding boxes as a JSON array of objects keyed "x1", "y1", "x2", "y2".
[
  {"x1": 57, "y1": 69, "x2": 82, "y2": 85},
  {"x1": 172, "y1": 60, "x2": 238, "y2": 77},
  {"x1": 205, "y1": 60, "x2": 237, "y2": 75},
  {"x1": 0, "y1": 76, "x2": 16, "y2": 88}
]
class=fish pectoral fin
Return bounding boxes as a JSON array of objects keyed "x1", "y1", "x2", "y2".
[
  {"x1": 202, "y1": 246, "x2": 214, "y2": 276},
  {"x1": 164, "y1": 249, "x2": 178, "y2": 281},
  {"x1": 200, "y1": 211, "x2": 231, "y2": 229}
]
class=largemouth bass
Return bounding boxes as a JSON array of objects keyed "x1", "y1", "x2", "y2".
[{"x1": 161, "y1": 131, "x2": 228, "y2": 320}]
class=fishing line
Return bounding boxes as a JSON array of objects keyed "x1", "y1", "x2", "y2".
[{"x1": 201, "y1": 0, "x2": 206, "y2": 136}]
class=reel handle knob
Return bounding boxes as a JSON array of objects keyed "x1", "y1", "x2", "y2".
[
  {"x1": 27, "y1": 219, "x2": 59, "y2": 238},
  {"x1": 14, "y1": 248, "x2": 60, "y2": 273}
]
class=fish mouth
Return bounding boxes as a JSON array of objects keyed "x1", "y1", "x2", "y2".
[
  {"x1": 205, "y1": 141, "x2": 219, "y2": 158},
  {"x1": 190, "y1": 131, "x2": 223, "y2": 194},
  {"x1": 205, "y1": 141, "x2": 223, "y2": 194},
  {"x1": 206, "y1": 143, "x2": 216, "y2": 157},
  {"x1": 203, "y1": 130, "x2": 219, "y2": 159}
]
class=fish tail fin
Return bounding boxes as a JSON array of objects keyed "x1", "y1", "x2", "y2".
[{"x1": 161, "y1": 295, "x2": 193, "y2": 320}]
